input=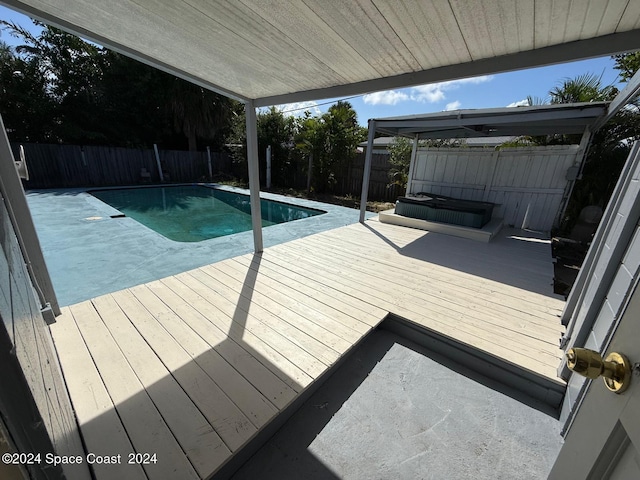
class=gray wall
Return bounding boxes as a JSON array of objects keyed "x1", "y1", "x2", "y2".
[{"x1": 0, "y1": 188, "x2": 89, "y2": 479}]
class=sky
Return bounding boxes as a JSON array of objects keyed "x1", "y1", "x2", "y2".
[
  {"x1": 275, "y1": 56, "x2": 622, "y2": 125},
  {"x1": 0, "y1": 6, "x2": 625, "y2": 126}
]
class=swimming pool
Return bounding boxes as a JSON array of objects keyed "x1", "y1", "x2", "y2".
[{"x1": 89, "y1": 185, "x2": 325, "y2": 242}]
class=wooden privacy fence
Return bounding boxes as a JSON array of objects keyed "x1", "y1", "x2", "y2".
[
  {"x1": 346, "y1": 152, "x2": 402, "y2": 201},
  {"x1": 408, "y1": 145, "x2": 581, "y2": 231},
  {"x1": 12, "y1": 143, "x2": 233, "y2": 189},
  {"x1": 13, "y1": 143, "x2": 401, "y2": 201}
]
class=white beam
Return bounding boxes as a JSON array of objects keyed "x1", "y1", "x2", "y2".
[
  {"x1": 376, "y1": 106, "x2": 606, "y2": 130},
  {"x1": 245, "y1": 101, "x2": 263, "y2": 252},
  {"x1": 359, "y1": 120, "x2": 376, "y2": 223},
  {"x1": 592, "y1": 68, "x2": 640, "y2": 131}
]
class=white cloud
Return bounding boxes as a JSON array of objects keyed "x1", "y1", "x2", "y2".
[
  {"x1": 363, "y1": 75, "x2": 494, "y2": 106},
  {"x1": 273, "y1": 101, "x2": 322, "y2": 117},
  {"x1": 450, "y1": 75, "x2": 494, "y2": 86},
  {"x1": 363, "y1": 90, "x2": 410, "y2": 105},
  {"x1": 445, "y1": 100, "x2": 461, "y2": 111},
  {"x1": 411, "y1": 84, "x2": 446, "y2": 103},
  {"x1": 506, "y1": 99, "x2": 529, "y2": 108}
]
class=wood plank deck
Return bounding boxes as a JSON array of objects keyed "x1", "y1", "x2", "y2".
[{"x1": 49, "y1": 220, "x2": 565, "y2": 479}]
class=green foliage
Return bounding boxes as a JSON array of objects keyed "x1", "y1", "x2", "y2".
[
  {"x1": 313, "y1": 101, "x2": 364, "y2": 192},
  {"x1": 0, "y1": 40, "x2": 55, "y2": 141},
  {"x1": 549, "y1": 73, "x2": 617, "y2": 104},
  {"x1": 531, "y1": 70, "x2": 640, "y2": 233},
  {"x1": 223, "y1": 102, "x2": 365, "y2": 191},
  {"x1": 612, "y1": 52, "x2": 640, "y2": 82},
  {"x1": 387, "y1": 137, "x2": 413, "y2": 189},
  {"x1": 257, "y1": 107, "x2": 297, "y2": 186},
  {"x1": 165, "y1": 76, "x2": 234, "y2": 152},
  {"x1": 516, "y1": 74, "x2": 620, "y2": 147},
  {"x1": 562, "y1": 108, "x2": 640, "y2": 232}
]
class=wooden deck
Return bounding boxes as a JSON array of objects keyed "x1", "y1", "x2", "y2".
[{"x1": 49, "y1": 219, "x2": 565, "y2": 479}]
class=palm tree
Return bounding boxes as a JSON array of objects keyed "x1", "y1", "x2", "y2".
[
  {"x1": 166, "y1": 78, "x2": 233, "y2": 153},
  {"x1": 549, "y1": 73, "x2": 617, "y2": 104},
  {"x1": 534, "y1": 73, "x2": 638, "y2": 233}
]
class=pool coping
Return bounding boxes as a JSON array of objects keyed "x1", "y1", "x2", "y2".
[{"x1": 26, "y1": 183, "x2": 374, "y2": 306}]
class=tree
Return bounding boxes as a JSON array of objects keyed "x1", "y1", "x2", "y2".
[
  {"x1": 549, "y1": 73, "x2": 617, "y2": 104},
  {"x1": 0, "y1": 20, "x2": 237, "y2": 150},
  {"x1": 98, "y1": 51, "x2": 170, "y2": 147},
  {"x1": 612, "y1": 52, "x2": 640, "y2": 82},
  {"x1": 0, "y1": 41, "x2": 55, "y2": 141},
  {"x1": 315, "y1": 100, "x2": 365, "y2": 193},
  {"x1": 4, "y1": 21, "x2": 109, "y2": 143},
  {"x1": 223, "y1": 105, "x2": 249, "y2": 181},
  {"x1": 165, "y1": 78, "x2": 235, "y2": 153},
  {"x1": 387, "y1": 137, "x2": 413, "y2": 190},
  {"x1": 295, "y1": 111, "x2": 325, "y2": 192},
  {"x1": 521, "y1": 73, "x2": 619, "y2": 147},
  {"x1": 540, "y1": 71, "x2": 640, "y2": 232},
  {"x1": 257, "y1": 107, "x2": 297, "y2": 187}
]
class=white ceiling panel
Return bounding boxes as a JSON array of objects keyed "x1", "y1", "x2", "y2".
[
  {"x1": 373, "y1": 0, "x2": 471, "y2": 69},
  {"x1": 302, "y1": 0, "x2": 421, "y2": 76},
  {"x1": 2, "y1": 0, "x2": 640, "y2": 105},
  {"x1": 598, "y1": 1, "x2": 631, "y2": 36},
  {"x1": 618, "y1": 0, "x2": 640, "y2": 31},
  {"x1": 238, "y1": 0, "x2": 376, "y2": 82}
]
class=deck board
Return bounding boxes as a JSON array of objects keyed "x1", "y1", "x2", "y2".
[
  {"x1": 68, "y1": 301, "x2": 200, "y2": 480},
  {"x1": 109, "y1": 288, "x2": 258, "y2": 451},
  {"x1": 271, "y1": 241, "x2": 561, "y2": 337},
  {"x1": 49, "y1": 221, "x2": 566, "y2": 479},
  {"x1": 50, "y1": 308, "x2": 147, "y2": 480},
  {"x1": 90, "y1": 295, "x2": 230, "y2": 477}
]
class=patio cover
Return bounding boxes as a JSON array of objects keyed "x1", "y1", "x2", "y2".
[
  {"x1": 3, "y1": 1, "x2": 640, "y2": 105},
  {"x1": 358, "y1": 102, "x2": 609, "y2": 221},
  {"x1": 2, "y1": 0, "x2": 640, "y2": 250},
  {"x1": 372, "y1": 102, "x2": 609, "y2": 139}
]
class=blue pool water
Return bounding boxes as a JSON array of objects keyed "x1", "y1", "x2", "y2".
[{"x1": 90, "y1": 185, "x2": 325, "y2": 242}]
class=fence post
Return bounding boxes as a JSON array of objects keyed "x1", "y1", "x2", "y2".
[
  {"x1": 307, "y1": 151, "x2": 313, "y2": 194},
  {"x1": 266, "y1": 145, "x2": 272, "y2": 189},
  {"x1": 206, "y1": 146, "x2": 213, "y2": 181},
  {"x1": 153, "y1": 144, "x2": 164, "y2": 182}
]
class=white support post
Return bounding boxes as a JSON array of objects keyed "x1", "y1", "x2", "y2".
[
  {"x1": 406, "y1": 134, "x2": 419, "y2": 195},
  {"x1": 555, "y1": 126, "x2": 593, "y2": 228},
  {"x1": 359, "y1": 120, "x2": 376, "y2": 223},
  {"x1": 245, "y1": 100, "x2": 264, "y2": 252}
]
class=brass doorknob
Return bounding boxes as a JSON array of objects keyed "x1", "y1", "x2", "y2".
[{"x1": 566, "y1": 348, "x2": 632, "y2": 394}]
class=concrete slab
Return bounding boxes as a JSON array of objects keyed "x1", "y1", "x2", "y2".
[
  {"x1": 379, "y1": 208, "x2": 504, "y2": 242},
  {"x1": 26, "y1": 184, "x2": 372, "y2": 306},
  {"x1": 231, "y1": 330, "x2": 563, "y2": 480}
]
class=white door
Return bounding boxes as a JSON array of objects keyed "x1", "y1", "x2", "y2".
[{"x1": 549, "y1": 280, "x2": 640, "y2": 479}]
